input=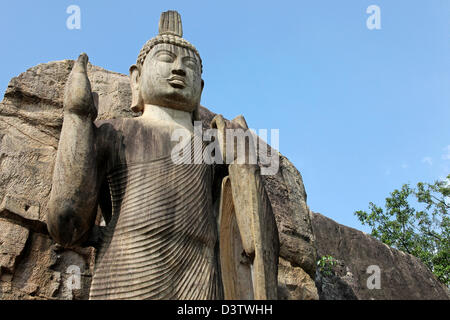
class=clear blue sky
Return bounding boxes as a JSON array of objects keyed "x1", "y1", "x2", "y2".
[{"x1": 1, "y1": 1, "x2": 449, "y2": 232}]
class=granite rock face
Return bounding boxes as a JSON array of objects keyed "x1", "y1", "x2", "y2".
[
  {"x1": 0, "y1": 61, "x2": 316, "y2": 299},
  {"x1": 312, "y1": 212, "x2": 450, "y2": 300}
]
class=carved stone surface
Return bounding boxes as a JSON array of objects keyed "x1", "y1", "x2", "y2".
[{"x1": 45, "y1": 11, "x2": 280, "y2": 300}]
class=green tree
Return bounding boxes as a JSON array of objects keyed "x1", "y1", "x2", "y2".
[{"x1": 355, "y1": 174, "x2": 449, "y2": 286}]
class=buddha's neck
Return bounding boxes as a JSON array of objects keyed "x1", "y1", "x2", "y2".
[{"x1": 141, "y1": 104, "x2": 194, "y2": 132}]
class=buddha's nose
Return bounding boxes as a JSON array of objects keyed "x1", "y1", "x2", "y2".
[{"x1": 172, "y1": 58, "x2": 186, "y2": 77}]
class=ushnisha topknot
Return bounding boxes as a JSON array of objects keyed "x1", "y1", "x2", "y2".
[{"x1": 136, "y1": 10, "x2": 203, "y2": 73}]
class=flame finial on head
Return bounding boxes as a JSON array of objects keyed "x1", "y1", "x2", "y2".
[
  {"x1": 136, "y1": 10, "x2": 202, "y2": 72},
  {"x1": 158, "y1": 10, "x2": 183, "y2": 37}
]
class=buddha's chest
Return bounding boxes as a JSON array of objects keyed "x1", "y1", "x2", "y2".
[
  {"x1": 98, "y1": 118, "x2": 217, "y2": 243},
  {"x1": 105, "y1": 151, "x2": 216, "y2": 241},
  {"x1": 100, "y1": 119, "x2": 202, "y2": 171}
]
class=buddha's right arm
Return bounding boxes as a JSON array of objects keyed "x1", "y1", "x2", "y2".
[{"x1": 47, "y1": 54, "x2": 100, "y2": 247}]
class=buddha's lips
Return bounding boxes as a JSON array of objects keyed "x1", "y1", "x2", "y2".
[{"x1": 168, "y1": 76, "x2": 186, "y2": 88}]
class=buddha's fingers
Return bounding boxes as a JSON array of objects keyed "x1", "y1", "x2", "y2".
[
  {"x1": 210, "y1": 114, "x2": 226, "y2": 131},
  {"x1": 72, "y1": 52, "x2": 89, "y2": 74},
  {"x1": 211, "y1": 114, "x2": 227, "y2": 163},
  {"x1": 64, "y1": 53, "x2": 97, "y2": 119},
  {"x1": 231, "y1": 115, "x2": 249, "y2": 130}
]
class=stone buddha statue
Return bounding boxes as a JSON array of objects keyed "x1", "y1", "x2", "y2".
[{"x1": 47, "y1": 10, "x2": 278, "y2": 300}]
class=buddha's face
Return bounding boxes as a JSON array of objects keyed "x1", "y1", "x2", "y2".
[{"x1": 134, "y1": 43, "x2": 203, "y2": 113}]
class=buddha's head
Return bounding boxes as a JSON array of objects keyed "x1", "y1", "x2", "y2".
[{"x1": 130, "y1": 11, "x2": 204, "y2": 119}]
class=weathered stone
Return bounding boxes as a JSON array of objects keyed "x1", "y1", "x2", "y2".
[
  {"x1": 315, "y1": 258, "x2": 358, "y2": 300},
  {"x1": 0, "y1": 218, "x2": 29, "y2": 274},
  {"x1": 312, "y1": 212, "x2": 450, "y2": 300},
  {"x1": 52, "y1": 246, "x2": 95, "y2": 300},
  {"x1": 0, "y1": 232, "x2": 95, "y2": 300},
  {"x1": 263, "y1": 156, "x2": 317, "y2": 278},
  {"x1": 278, "y1": 257, "x2": 318, "y2": 300}
]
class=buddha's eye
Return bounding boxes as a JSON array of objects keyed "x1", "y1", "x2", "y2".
[
  {"x1": 156, "y1": 52, "x2": 175, "y2": 63},
  {"x1": 183, "y1": 58, "x2": 198, "y2": 70}
]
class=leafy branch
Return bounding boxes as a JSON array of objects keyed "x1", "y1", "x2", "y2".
[
  {"x1": 355, "y1": 174, "x2": 449, "y2": 286},
  {"x1": 317, "y1": 255, "x2": 337, "y2": 277}
]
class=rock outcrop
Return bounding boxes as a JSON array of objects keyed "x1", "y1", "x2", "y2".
[
  {"x1": 0, "y1": 61, "x2": 447, "y2": 300},
  {"x1": 312, "y1": 212, "x2": 449, "y2": 300},
  {"x1": 0, "y1": 60, "x2": 317, "y2": 300}
]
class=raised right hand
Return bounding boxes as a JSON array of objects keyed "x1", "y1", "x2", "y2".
[
  {"x1": 64, "y1": 53, "x2": 97, "y2": 119},
  {"x1": 210, "y1": 114, "x2": 253, "y2": 165}
]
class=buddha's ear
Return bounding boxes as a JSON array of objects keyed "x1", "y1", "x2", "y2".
[
  {"x1": 192, "y1": 80, "x2": 205, "y2": 123},
  {"x1": 129, "y1": 64, "x2": 144, "y2": 113}
]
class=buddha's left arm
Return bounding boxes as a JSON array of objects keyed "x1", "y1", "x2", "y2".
[
  {"x1": 212, "y1": 115, "x2": 279, "y2": 300},
  {"x1": 228, "y1": 162, "x2": 279, "y2": 299}
]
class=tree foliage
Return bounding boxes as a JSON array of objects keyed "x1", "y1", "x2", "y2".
[
  {"x1": 317, "y1": 255, "x2": 337, "y2": 276},
  {"x1": 355, "y1": 174, "x2": 449, "y2": 286}
]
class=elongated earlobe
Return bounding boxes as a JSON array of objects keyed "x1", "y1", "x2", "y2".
[
  {"x1": 129, "y1": 65, "x2": 144, "y2": 113},
  {"x1": 192, "y1": 79, "x2": 205, "y2": 123}
]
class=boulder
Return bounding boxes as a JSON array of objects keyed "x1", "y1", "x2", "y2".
[{"x1": 311, "y1": 212, "x2": 450, "y2": 300}]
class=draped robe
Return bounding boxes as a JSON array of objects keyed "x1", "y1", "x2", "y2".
[{"x1": 88, "y1": 118, "x2": 223, "y2": 299}]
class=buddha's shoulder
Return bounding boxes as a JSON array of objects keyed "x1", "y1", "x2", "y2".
[{"x1": 94, "y1": 117, "x2": 162, "y2": 134}]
